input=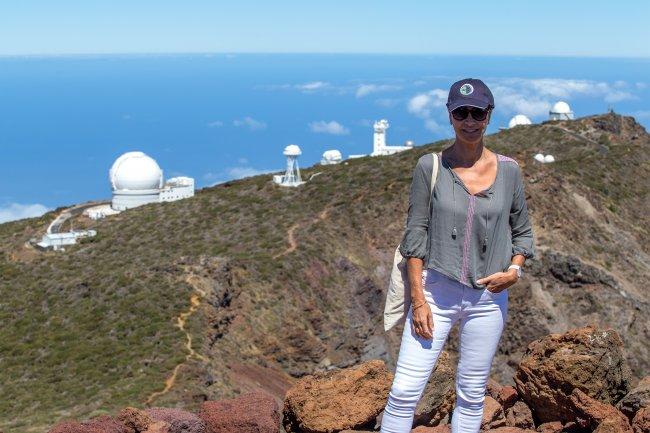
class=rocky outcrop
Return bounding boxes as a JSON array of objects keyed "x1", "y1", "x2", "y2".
[
  {"x1": 145, "y1": 408, "x2": 205, "y2": 433},
  {"x1": 569, "y1": 388, "x2": 632, "y2": 432},
  {"x1": 632, "y1": 408, "x2": 650, "y2": 433},
  {"x1": 617, "y1": 376, "x2": 650, "y2": 421},
  {"x1": 283, "y1": 359, "x2": 391, "y2": 433},
  {"x1": 514, "y1": 325, "x2": 632, "y2": 423},
  {"x1": 198, "y1": 391, "x2": 280, "y2": 433}
]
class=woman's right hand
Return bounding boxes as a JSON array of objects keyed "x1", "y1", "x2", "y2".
[{"x1": 411, "y1": 302, "x2": 434, "y2": 340}]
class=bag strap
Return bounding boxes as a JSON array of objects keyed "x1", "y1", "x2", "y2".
[{"x1": 428, "y1": 152, "x2": 440, "y2": 208}]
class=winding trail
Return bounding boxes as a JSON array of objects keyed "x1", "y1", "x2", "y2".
[
  {"x1": 273, "y1": 204, "x2": 333, "y2": 259},
  {"x1": 145, "y1": 275, "x2": 208, "y2": 405}
]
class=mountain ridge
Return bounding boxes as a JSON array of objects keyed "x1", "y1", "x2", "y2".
[{"x1": 1, "y1": 112, "x2": 648, "y2": 433}]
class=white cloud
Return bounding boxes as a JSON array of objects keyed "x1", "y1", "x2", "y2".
[
  {"x1": 297, "y1": 81, "x2": 329, "y2": 92},
  {"x1": 233, "y1": 116, "x2": 267, "y2": 130},
  {"x1": 355, "y1": 84, "x2": 401, "y2": 98},
  {"x1": 309, "y1": 120, "x2": 350, "y2": 135},
  {"x1": 375, "y1": 98, "x2": 399, "y2": 108},
  {"x1": 0, "y1": 203, "x2": 50, "y2": 224},
  {"x1": 407, "y1": 89, "x2": 447, "y2": 118},
  {"x1": 491, "y1": 78, "x2": 636, "y2": 117},
  {"x1": 207, "y1": 120, "x2": 223, "y2": 128}
]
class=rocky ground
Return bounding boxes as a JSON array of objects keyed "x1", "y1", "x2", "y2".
[{"x1": 45, "y1": 326, "x2": 649, "y2": 433}]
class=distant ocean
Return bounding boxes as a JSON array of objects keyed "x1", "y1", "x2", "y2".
[{"x1": 1, "y1": 54, "x2": 649, "y2": 214}]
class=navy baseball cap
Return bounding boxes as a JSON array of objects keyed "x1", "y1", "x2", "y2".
[{"x1": 446, "y1": 78, "x2": 495, "y2": 112}]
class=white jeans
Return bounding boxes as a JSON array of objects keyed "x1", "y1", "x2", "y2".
[{"x1": 380, "y1": 268, "x2": 508, "y2": 433}]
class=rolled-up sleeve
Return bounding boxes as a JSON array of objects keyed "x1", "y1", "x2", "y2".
[
  {"x1": 510, "y1": 166, "x2": 535, "y2": 259},
  {"x1": 399, "y1": 156, "x2": 432, "y2": 260}
]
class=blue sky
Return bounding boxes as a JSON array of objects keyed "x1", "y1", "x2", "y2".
[{"x1": 1, "y1": 1, "x2": 649, "y2": 57}]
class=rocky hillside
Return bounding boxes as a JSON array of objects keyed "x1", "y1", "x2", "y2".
[{"x1": 0, "y1": 113, "x2": 648, "y2": 433}]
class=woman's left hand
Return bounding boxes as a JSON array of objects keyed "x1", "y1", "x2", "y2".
[{"x1": 477, "y1": 270, "x2": 518, "y2": 293}]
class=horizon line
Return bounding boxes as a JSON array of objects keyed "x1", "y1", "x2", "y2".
[{"x1": 0, "y1": 51, "x2": 649, "y2": 61}]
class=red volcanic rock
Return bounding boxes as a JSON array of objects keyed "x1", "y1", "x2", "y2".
[
  {"x1": 632, "y1": 408, "x2": 650, "y2": 433},
  {"x1": 498, "y1": 386, "x2": 519, "y2": 411},
  {"x1": 145, "y1": 408, "x2": 206, "y2": 433},
  {"x1": 481, "y1": 396, "x2": 507, "y2": 429},
  {"x1": 617, "y1": 376, "x2": 650, "y2": 421},
  {"x1": 481, "y1": 427, "x2": 536, "y2": 433},
  {"x1": 414, "y1": 351, "x2": 456, "y2": 426},
  {"x1": 514, "y1": 325, "x2": 632, "y2": 424},
  {"x1": 411, "y1": 426, "x2": 451, "y2": 433},
  {"x1": 283, "y1": 359, "x2": 392, "y2": 433},
  {"x1": 505, "y1": 401, "x2": 534, "y2": 429},
  {"x1": 569, "y1": 388, "x2": 632, "y2": 432},
  {"x1": 118, "y1": 407, "x2": 153, "y2": 433},
  {"x1": 198, "y1": 391, "x2": 280, "y2": 433},
  {"x1": 49, "y1": 416, "x2": 128, "y2": 433},
  {"x1": 487, "y1": 378, "x2": 504, "y2": 401},
  {"x1": 535, "y1": 421, "x2": 563, "y2": 433}
]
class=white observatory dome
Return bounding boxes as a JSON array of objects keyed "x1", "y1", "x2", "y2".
[
  {"x1": 404, "y1": 140, "x2": 415, "y2": 147},
  {"x1": 321, "y1": 150, "x2": 342, "y2": 165},
  {"x1": 283, "y1": 144, "x2": 302, "y2": 156},
  {"x1": 544, "y1": 154, "x2": 555, "y2": 163},
  {"x1": 551, "y1": 101, "x2": 572, "y2": 114},
  {"x1": 508, "y1": 114, "x2": 532, "y2": 128},
  {"x1": 534, "y1": 153, "x2": 546, "y2": 163},
  {"x1": 110, "y1": 151, "x2": 163, "y2": 191}
]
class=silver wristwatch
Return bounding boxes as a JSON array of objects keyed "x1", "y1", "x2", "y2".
[{"x1": 508, "y1": 264, "x2": 522, "y2": 279}]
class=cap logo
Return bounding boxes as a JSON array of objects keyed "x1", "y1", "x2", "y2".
[{"x1": 459, "y1": 83, "x2": 474, "y2": 96}]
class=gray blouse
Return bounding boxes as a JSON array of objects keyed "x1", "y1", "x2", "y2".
[{"x1": 399, "y1": 152, "x2": 535, "y2": 290}]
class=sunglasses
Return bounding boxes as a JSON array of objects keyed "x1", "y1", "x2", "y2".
[{"x1": 451, "y1": 106, "x2": 490, "y2": 121}]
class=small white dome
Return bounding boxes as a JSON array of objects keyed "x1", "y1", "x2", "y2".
[
  {"x1": 544, "y1": 154, "x2": 555, "y2": 163},
  {"x1": 322, "y1": 149, "x2": 342, "y2": 162},
  {"x1": 534, "y1": 153, "x2": 546, "y2": 163},
  {"x1": 404, "y1": 140, "x2": 415, "y2": 147},
  {"x1": 550, "y1": 101, "x2": 572, "y2": 114},
  {"x1": 508, "y1": 114, "x2": 532, "y2": 128},
  {"x1": 284, "y1": 144, "x2": 302, "y2": 156},
  {"x1": 110, "y1": 151, "x2": 163, "y2": 191}
]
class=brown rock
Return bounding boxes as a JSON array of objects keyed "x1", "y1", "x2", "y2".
[
  {"x1": 411, "y1": 426, "x2": 451, "y2": 433},
  {"x1": 143, "y1": 421, "x2": 171, "y2": 433},
  {"x1": 487, "y1": 378, "x2": 505, "y2": 401},
  {"x1": 49, "y1": 416, "x2": 128, "y2": 433},
  {"x1": 481, "y1": 427, "x2": 536, "y2": 433},
  {"x1": 144, "y1": 408, "x2": 206, "y2": 433},
  {"x1": 505, "y1": 401, "x2": 534, "y2": 429},
  {"x1": 617, "y1": 376, "x2": 650, "y2": 421},
  {"x1": 570, "y1": 388, "x2": 631, "y2": 432},
  {"x1": 414, "y1": 351, "x2": 456, "y2": 426},
  {"x1": 514, "y1": 325, "x2": 632, "y2": 423},
  {"x1": 481, "y1": 396, "x2": 507, "y2": 429},
  {"x1": 283, "y1": 359, "x2": 391, "y2": 432},
  {"x1": 535, "y1": 421, "x2": 563, "y2": 433},
  {"x1": 499, "y1": 386, "x2": 519, "y2": 411},
  {"x1": 199, "y1": 391, "x2": 280, "y2": 433},
  {"x1": 632, "y1": 408, "x2": 650, "y2": 433},
  {"x1": 118, "y1": 407, "x2": 153, "y2": 433}
]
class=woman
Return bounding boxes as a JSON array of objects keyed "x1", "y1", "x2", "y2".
[{"x1": 380, "y1": 78, "x2": 535, "y2": 433}]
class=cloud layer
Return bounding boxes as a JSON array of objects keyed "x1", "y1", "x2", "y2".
[
  {"x1": 309, "y1": 120, "x2": 350, "y2": 135},
  {"x1": 0, "y1": 203, "x2": 50, "y2": 224},
  {"x1": 233, "y1": 117, "x2": 267, "y2": 130}
]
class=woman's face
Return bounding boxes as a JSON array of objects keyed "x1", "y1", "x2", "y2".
[{"x1": 449, "y1": 106, "x2": 492, "y2": 144}]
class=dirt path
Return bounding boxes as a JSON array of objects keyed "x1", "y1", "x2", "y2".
[
  {"x1": 273, "y1": 204, "x2": 333, "y2": 259},
  {"x1": 144, "y1": 275, "x2": 208, "y2": 405}
]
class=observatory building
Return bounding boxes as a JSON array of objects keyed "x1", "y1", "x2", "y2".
[
  {"x1": 110, "y1": 152, "x2": 164, "y2": 210},
  {"x1": 273, "y1": 144, "x2": 305, "y2": 187},
  {"x1": 508, "y1": 114, "x2": 532, "y2": 128},
  {"x1": 83, "y1": 151, "x2": 195, "y2": 218},
  {"x1": 321, "y1": 150, "x2": 342, "y2": 165},
  {"x1": 549, "y1": 101, "x2": 574, "y2": 121},
  {"x1": 370, "y1": 120, "x2": 414, "y2": 156}
]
